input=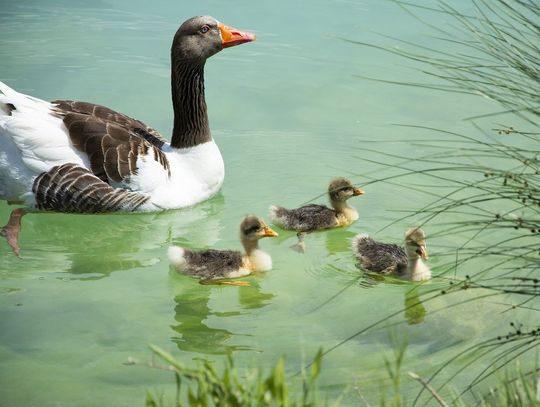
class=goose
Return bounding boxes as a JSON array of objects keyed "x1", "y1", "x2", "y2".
[
  {"x1": 269, "y1": 178, "x2": 364, "y2": 252},
  {"x1": 352, "y1": 228, "x2": 431, "y2": 281},
  {"x1": 168, "y1": 215, "x2": 278, "y2": 285},
  {"x1": 0, "y1": 16, "x2": 255, "y2": 256}
]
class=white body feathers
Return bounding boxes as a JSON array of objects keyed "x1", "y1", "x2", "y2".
[
  {"x1": 0, "y1": 82, "x2": 224, "y2": 211},
  {"x1": 407, "y1": 259, "x2": 431, "y2": 281},
  {"x1": 245, "y1": 249, "x2": 273, "y2": 272}
]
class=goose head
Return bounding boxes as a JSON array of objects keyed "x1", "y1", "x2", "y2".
[
  {"x1": 172, "y1": 16, "x2": 255, "y2": 63},
  {"x1": 404, "y1": 227, "x2": 429, "y2": 260},
  {"x1": 328, "y1": 178, "x2": 364, "y2": 205}
]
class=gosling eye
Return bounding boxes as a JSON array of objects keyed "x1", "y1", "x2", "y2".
[
  {"x1": 245, "y1": 225, "x2": 262, "y2": 234},
  {"x1": 200, "y1": 25, "x2": 210, "y2": 34}
]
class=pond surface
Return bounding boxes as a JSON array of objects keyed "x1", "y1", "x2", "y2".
[{"x1": 0, "y1": 0, "x2": 536, "y2": 405}]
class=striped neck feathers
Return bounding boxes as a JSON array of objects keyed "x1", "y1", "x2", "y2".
[{"x1": 171, "y1": 61, "x2": 211, "y2": 149}]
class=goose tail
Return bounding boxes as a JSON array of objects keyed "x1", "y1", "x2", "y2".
[{"x1": 0, "y1": 81, "x2": 51, "y2": 117}]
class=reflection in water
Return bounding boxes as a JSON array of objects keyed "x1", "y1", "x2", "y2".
[
  {"x1": 34, "y1": 195, "x2": 225, "y2": 280},
  {"x1": 271, "y1": 226, "x2": 356, "y2": 257},
  {"x1": 403, "y1": 287, "x2": 426, "y2": 325},
  {"x1": 356, "y1": 270, "x2": 385, "y2": 288},
  {"x1": 238, "y1": 279, "x2": 275, "y2": 309},
  {"x1": 0, "y1": 286, "x2": 22, "y2": 295},
  {"x1": 325, "y1": 228, "x2": 358, "y2": 255},
  {"x1": 170, "y1": 278, "x2": 274, "y2": 355},
  {"x1": 356, "y1": 272, "x2": 427, "y2": 325}
]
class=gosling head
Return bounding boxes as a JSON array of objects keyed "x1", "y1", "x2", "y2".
[
  {"x1": 328, "y1": 178, "x2": 365, "y2": 203},
  {"x1": 404, "y1": 228, "x2": 429, "y2": 260},
  {"x1": 240, "y1": 215, "x2": 279, "y2": 243}
]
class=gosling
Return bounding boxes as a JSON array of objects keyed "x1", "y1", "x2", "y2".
[
  {"x1": 352, "y1": 228, "x2": 431, "y2": 281},
  {"x1": 269, "y1": 178, "x2": 364, "y2": 252},
  {"x1": 168, "y1": 215, "x2": 278, "y2": 286}
]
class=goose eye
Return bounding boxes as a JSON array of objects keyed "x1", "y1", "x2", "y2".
[{"x1": 200, "y1": 25, "x2": 210, "y2": 34}]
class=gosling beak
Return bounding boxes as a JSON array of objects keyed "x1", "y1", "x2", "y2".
[
  {"x1": 416, "y1": 245, "x2": 429, "y2": 260},
  {"x1": 263, "y1": 227, "x2": 278, "y2": 238},
  {"x1": 219, "y1": 23, "x2": 256, "y2": 48},
  {"x1": 353, "y1": 187, "x2": 365, "y2": 196}
]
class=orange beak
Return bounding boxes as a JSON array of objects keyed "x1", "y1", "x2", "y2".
[
  {"x1": 353, "y1": 187, "x2": 365, "y2": 196},
  {"x1": 263, "y1": 227, "x2": 278, "y2": 237},
  {"x1": 219, "y1": 23, "x2": 256, "y2": 48}
]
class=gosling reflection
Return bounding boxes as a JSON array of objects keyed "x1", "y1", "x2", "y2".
[
  {"x1": 170, "y1": 278, "x2": 274, "y2": 355},
  {"x1": 238, "y1": 277, "x2": 274, "y2": 309},
  {"x1": 403, "y1": 287, "x2": 426, "y2": 325},
  {"x1": 356, "y1": 272, "x2": 427, "y2": 325}
]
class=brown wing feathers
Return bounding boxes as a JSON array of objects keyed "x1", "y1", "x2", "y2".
[
  {"x1": 32, "y1": 163, "x2": 149, "y2": 212},
  {"x1": 53, "y1": 100, "x2": 170, "y2": 184},
  {"x1": 52, "y1": 100, "x2": 168, "y2": 146},
  {"x1": 26, "y1": 100, "x2": 175, "y2": 212}
]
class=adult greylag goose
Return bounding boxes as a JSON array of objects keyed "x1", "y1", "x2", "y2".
[
  {"x1": 168, "y1": 215, "x2": 278, "y2": 285},
  {"x1": 352, "y1": 228, "x2": 431, "y2": 281},
  {"x1": 0, "y1": 16, "x2": 255, "y2": 256},
  {"x1": 269, "y1": 178, "x2": 364, "y2": 252}
]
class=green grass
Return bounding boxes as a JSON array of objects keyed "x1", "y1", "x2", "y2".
[
  {"x1": 477, "y1": 365, "x2": 540, "y2": 407},
  {"x1": 128, "y1": 345, "x2": 339, "y2": 407},
  {"x1": 132, "y1": 342, "x2": 539, "y2": 406}
]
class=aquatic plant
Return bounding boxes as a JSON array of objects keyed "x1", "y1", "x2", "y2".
[
  {"x1": 328, "y1": 0, "x2": 540, "y2": 404},
  {"x1": 348, "y1": 0, "x2": 539, "y2": 124},
  {"x1": 475, "y1": 364, "x2": 540, "y2": 407},
  {"x1": 128, "y1": 345, "x2": 338, "y2": 407},
  {"x1": 381, "y1": 338, "x2": 539, "y2": 407}
]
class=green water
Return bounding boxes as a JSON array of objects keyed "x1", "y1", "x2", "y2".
[{"x1": 0, "y1": 1, "x2": 536, "y2": 405}]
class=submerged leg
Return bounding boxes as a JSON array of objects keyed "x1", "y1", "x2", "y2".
[
  {"x1": 290, "y1": 232, "x2": 306, "y2": 253},
  {"x1": 1, "y1": 208, "x2": 27, "y2": 257},
  {"x1": 200, "y1": 278, "x2": 250, "y2": 287}
]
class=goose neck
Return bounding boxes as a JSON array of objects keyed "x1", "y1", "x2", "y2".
[{"x1": 170, "y1": 61, "x2": 211, "y2": 149}]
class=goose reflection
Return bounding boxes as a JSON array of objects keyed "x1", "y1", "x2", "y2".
[
  {"x1": 0, "y1": 196, "x2": 224, "y2": 280},
  {"x1": 170, "y1": 277, "x2": 274, "y2": 355}
]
